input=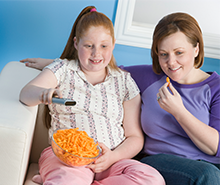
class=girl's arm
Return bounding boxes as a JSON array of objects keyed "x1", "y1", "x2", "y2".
[
  {"x1": 19, "y1": 68, "x2": 61, "y2": 106},
  {"x1": 88, "y1": 94, "x2": 143, "y2": 173},
  {"x1": 113, "y1": 94, "x2": 144, "y2": 158},
  {"x1": 158, "y1": 82, "x2": 219, "y2": 156},
  {"x1": 20, "y1": 58, "x2": 53, "y2": 70}
]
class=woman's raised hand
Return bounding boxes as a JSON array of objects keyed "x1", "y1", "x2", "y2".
[{"x1": 157, "y1": 82, "x2": 185, "y2": 116}]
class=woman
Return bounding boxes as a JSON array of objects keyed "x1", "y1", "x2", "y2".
[
  {"x1": 124, "y1": 12, "x2": 220, "y2": 185},
  {"x1": 21, "y1": 12, "x2": 220, "y2": 184}
]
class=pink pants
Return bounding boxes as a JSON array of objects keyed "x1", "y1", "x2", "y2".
[{"x1": 35, "y1": 147, "x2": 165, "y2": 185}]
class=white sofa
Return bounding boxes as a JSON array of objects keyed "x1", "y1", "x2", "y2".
[{"x1": 0, "y1": 61, "x2": 49, "y2": 185}]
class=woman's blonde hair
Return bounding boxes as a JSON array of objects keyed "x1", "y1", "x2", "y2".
[{"x1": 151, "y1": 12, "x2": 204, "y2": 74}]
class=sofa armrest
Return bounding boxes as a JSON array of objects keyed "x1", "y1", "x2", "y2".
[{"x1": 0, "y1": 62, "x2": 41, "y2": 185}]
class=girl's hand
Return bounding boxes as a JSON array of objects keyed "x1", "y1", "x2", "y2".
[
  {"x1": 40, "y1": 88, "x2": 62, "y2": 104},
  {"x1": 87, "y1": 143, "x2": 115, "y2": 173},
  {"x1": 20, "y1": 58, "x2": 53, "y2": 70},
  {"x1": 157, "y1": 82, "x2": 185, "y2": 115}
]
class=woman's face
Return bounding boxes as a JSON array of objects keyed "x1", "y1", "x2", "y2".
[
  {"x1": 158, "y1": 31, "x2": 199, "y2": 84},
  {"x1": 74, "y1": 26, "x2": 115, "y2": 75}
]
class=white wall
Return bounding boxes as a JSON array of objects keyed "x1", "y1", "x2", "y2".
[
  {"x1": 133, "y1": 0, "x2": 220, "y2": 36},
  {"x1": 115, "y1": 0, "x2": 220, "y2": 59}
]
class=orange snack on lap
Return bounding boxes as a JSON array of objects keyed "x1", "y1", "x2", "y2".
[{"x1": 52, "y1": 128, "x2": 100, "y2": 166}]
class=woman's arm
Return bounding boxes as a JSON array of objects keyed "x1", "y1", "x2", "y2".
[
  {"x1": 88, "y1": 94, "x2": 143, "y2": 173},
  {"x1": 19, "y1": 68, "x2": 61, "y2": 106},
  {"x1": 174, "y1": 105, "x2": 219, "y2": 156},
  {"x1": 158, "y1": 82, "x2": 219, "y2": 156},
  {"x1": 20, "y1": 58, "x2": 53, "y2": 70}
]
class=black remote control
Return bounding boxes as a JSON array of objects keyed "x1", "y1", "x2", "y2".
[{"x1": 52, "y1": 97, "x2": 76, "y2": 106}]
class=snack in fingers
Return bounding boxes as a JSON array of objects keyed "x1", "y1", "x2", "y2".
[{"x1": 166, "y1": 77, "x2": 170, "y2": 87}]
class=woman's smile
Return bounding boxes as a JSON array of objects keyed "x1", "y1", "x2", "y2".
[{"x1": 169, "y1": 66, "x2": 181, "y2": 72}]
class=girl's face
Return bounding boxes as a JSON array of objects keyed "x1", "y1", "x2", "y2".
[
  {"x1": 74, "y1": 26, "x2": 115, "y2": 74},
  {"x1": 158, "y1": 31, "x2": 199, "y2": 84}
]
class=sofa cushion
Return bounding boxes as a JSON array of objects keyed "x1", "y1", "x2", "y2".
[{"x1": 0, "y1": 61, "x2": 40, "y2": 185}]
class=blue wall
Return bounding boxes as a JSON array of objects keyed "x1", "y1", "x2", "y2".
[
  {"x1": 0, "y1": 0, "x2": 117, "y2": 71},
  {"x1": 0, "y1": 0, "x2": 219, "y2": 74}
]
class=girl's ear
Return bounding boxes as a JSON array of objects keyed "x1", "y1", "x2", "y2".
[
  {"x1": 112, "y1": 38, "x2": 116, "y2": 49},
  {"x1": 73, "y1": 37, "x2": 78, "y2": 50}
]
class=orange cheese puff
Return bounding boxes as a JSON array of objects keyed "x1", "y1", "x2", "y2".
[
  {"x1": 166, "y1": 77, "x2": 170, "y2": 86},
  {"x1": 53, "y1": 128, "x2": 99, "y2": 158}
]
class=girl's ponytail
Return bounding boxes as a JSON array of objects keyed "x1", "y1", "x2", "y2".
[{"x1": 60, "y1": 6, "x2": 96, "y2": 60}]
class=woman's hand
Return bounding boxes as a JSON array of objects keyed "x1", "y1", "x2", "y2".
[
  {"x1": 87, "y1": 143, "x2": 116, "y2": 173},
  {"x1": 157, "y1": 82, "x2": 185, "y2": 116},
  {"x1": 157, "y1": 82, "x2": 219, "y2": 155},
  {"x1": 20, "y1": 58, "x2": 53, "y2": 70}
]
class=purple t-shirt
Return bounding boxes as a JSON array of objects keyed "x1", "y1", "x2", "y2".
[{"x1": 122, "y1": 65, "x2": 220, "y2": 164}]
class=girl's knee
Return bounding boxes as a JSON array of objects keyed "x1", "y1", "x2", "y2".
[
  {"x1": 42, "y1": 165, "x2": 94, "y2": 185},
  {"x1": 138, "y1": 165, "x2": 165, "y2": 185},
  {"x1": 123, "y1": 160, "x2": 165, "y2": 185}
]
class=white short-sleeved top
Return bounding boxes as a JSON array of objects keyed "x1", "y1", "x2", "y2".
[{"x1": 45, "y1": 58, "x2": 140, "y2": 149}]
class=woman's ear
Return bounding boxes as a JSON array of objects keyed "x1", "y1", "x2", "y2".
[
  {"x1": 194, "y1": 42, "x2": 199, "y2": 58},
  {"x1": 73, "y1": 37, "x2": 78, "y2": 50}
]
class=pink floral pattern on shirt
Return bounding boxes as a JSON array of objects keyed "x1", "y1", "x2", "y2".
[{"x1": 46, "y1": 58, "x2": 139, "y2": 149}]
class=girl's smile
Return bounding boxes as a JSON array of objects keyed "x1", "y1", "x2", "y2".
[{"x1": 74, "y1": 26, "x2": 115, "y2": 76}]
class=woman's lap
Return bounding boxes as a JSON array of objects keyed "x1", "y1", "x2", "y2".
[{"x1": 140, "y1": 153, "x2": 220, "y2": 185}]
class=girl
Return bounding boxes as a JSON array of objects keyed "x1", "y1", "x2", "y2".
[{"x1": 19, "y1": 6, "x2": 164, "y2": 185}]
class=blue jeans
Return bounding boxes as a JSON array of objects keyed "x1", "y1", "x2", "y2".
[{"x1": 140, "y1": 154, "x2": 220, "y2": 185}]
